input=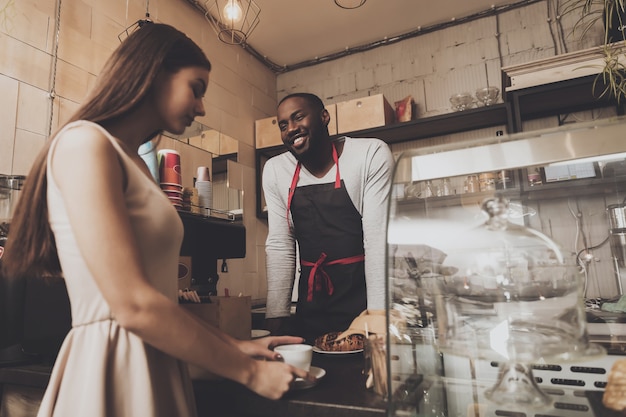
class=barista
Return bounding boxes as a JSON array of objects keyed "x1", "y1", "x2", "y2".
[{"x1": 262, "y1": 93, "x2": 394, "y2": 343}]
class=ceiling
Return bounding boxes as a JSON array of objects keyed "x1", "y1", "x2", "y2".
[{"x1": 229, "y1": 0, "x2": 530, "y2": 72}]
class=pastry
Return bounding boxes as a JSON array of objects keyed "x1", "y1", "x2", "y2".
[
  {"x1": 314, "y1": 331, "x2": 364, "y2": 352},
  {"x1": 603, "y1": 358, "x2": 626, "y2": 411}
]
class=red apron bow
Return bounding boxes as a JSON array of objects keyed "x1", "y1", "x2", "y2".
[{"x1": 301, "y1": 252, "x2": 365, "y2": 302}]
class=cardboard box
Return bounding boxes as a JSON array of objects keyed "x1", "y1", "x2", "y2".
[
  {"x1": 336, "y1": 94, "x2": 395, "y2": 134},
  {"x1": 255, "y1": 116, "x2": 282, "y2": 149},
  {"x1": 182, "y1": 295, "x2": 251, "y2": 341},
  {"x1": 183, "y1": 296, "x2": 252, "y2": 380}
]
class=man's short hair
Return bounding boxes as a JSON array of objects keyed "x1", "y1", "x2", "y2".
[{"x1": 278, "y1": 92, "x2": 325, "y2": 112}]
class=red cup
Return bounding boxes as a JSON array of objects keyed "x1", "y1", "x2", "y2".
[
  {"x1": 158, "y1": 149, "x2": 182, "y2": 186},
  {"x1": 163, "y1": 190, "x2": 183, "y2": 198}
]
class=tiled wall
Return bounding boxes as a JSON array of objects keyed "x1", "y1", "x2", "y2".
[{"x1": 276, "y1": 2, "x2": 602, "y2": 120}]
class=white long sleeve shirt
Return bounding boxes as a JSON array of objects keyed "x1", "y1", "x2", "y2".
[{"x1": 263, "y1": 136, "x2": 394, "y2": 318}]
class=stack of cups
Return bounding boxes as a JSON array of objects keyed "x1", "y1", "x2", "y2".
[
  {"x1": 158, "y1": 149, "x2": 183, "y2": 210},
  {"x1": 138, "y1": 141, "x2": 159, "y2": 184},
  {"x1": 196, "y1": 166, "x2": 212, "y2": 210}
]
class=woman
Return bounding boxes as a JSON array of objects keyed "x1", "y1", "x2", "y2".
[{"x1": 2, "y1": 23, "x2": 310, "y2": 417}]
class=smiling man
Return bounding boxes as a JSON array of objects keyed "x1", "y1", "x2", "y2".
[{"x1": 262, "y1": 92, "x2": 395, "y2": 344}]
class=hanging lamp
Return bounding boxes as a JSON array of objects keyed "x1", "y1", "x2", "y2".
[
  {"x1": 204, "y1": 0, "x2": 260, "y2": 45},
  {"x1": 334, "y1": 0, "x2": 366, "y2": 9},
  {"x1": 118, "y1": 0, "x2": 153, "y2": 42}
]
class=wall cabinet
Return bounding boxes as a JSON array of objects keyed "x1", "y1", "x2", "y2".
[{"x1": 256, "y1": 72, "x2": 623, "y2": 219}]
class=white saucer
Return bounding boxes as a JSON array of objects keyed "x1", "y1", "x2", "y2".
[
  {"x1": 312, "y1": 346, "x2": 363, "y2": 355},
  {"x1": 251, "y1": 329, "x2": 271, "y2": 339},
  {"x1": 292, "y1": 366, "x2": 326, "y2": 390}
]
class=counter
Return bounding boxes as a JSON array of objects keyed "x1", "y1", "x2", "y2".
[
  {"x1": 0, "y1": 352, "x2": 386, "y2": 417},
  {"x1": 2, "y1": 352, "x2": 625, "y2": 417},
  {"x1": 194, "y1": 351, "x2": 385, "y2": 417}
]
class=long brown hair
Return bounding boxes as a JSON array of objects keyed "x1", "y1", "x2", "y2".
[{"x1": 2, "y1": 23, "x2": 211, "y2": 280}]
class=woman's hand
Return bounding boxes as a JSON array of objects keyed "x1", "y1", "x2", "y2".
[
  {"x1": 247, "y1": 360, "x2": 310, "y2": 400},
  {"x1": 237, "y1": 336, "x2": 305, "y2": 361}
]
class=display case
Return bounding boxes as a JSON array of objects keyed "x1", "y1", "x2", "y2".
[{"x1": 385, "y1": 116, "x2": 626, "y2": 417}]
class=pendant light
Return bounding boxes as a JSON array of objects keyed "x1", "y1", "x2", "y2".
[
  {"x1": 204, "y1": 0, "x2": 261, "y2": 45},
  {"x1": 334, "y1": 0, "x2": 366, "y2": 9},
  {"x1": 118, "y1": 0, "x2": 153, "y2": 42}
]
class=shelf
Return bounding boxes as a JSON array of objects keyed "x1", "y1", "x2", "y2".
[
  {"x1": 522, "y1": 176, "x2": 626, "y2": 201},
  {"x1": 396, "y1": 188, "x2": 521, "y2": 211},
  {"x1": 333, "y1": 103, "x2": 511, "y2": 144},
  {"x1": 503, "y1": 73, "x2": 623, "y2": 131},
  {"x1": 178, "y1": 211, "x2": 245, "y2": 259},
  {"x1": 395, "y1": 174, "x2": 626, "y2": 212}
]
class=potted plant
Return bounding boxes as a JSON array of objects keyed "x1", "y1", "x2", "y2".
[{"x1": 562, "y1": 0, "x2": 626, "y2": 102}]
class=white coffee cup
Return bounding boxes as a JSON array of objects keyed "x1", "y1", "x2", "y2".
[{"x1": 274, "y1": 344, "x2": 312, "y2": 372}]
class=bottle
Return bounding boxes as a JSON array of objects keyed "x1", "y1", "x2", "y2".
[
  {"x1": 466, "y1": 175, "x2": 479, "y2": 193},
  {"x1": 422, "y1": 181, "x2": 433, "y2": 198},
  {"x1": 440, "y1": 178, "x2": 451, "y2": 196},
  {"x1": 527, "y1": 168, "x2": 542, "y2": 186}
]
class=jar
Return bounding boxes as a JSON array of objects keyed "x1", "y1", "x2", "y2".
[
  {"x1": 496, "y1": 170, "x2": 513, "y2": 190},
  {"x1": 422, "y1": 181, "x2": 434, "y2": 198},
  {"x1": 527, "y1": 169, "x2": 542, "y2": 186},
  {"x1": 465, "y1": 175, "x2": 479, "y2": 193},
  {"x1": 478, "y1": 172, "x2": 496, "y2": 192},
  {"x1": 438, "y1": 178, "x2": 452, "y2": 196}
]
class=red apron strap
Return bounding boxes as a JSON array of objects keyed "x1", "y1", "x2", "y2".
[
  {"x1": 332, "y1": 142, "x2": 341, "y2": 189},
  {"x1": 286, "y1": 163, "x2": 302, "y2": 230},
  {"x1": 301, "y1": 252, "x2": 365, "y2": 302}
]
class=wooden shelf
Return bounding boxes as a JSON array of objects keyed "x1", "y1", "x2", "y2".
[{"x1": 331, "y1": 103, "x2": 511, "y2": 144}]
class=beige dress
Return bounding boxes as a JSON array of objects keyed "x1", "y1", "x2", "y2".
[{"x1": 38, "y1": 121, "x2": 196, "y2": 417}]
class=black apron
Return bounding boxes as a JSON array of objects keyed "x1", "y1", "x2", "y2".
[{"x1": 287, "y1": 143, "x2": 366, "y2": 344}]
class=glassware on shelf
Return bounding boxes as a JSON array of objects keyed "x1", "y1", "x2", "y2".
[
  {"x1": 496, "y1": 169, "x2": 514, "y2": 189},
  {"x1": 404, "y1": 181, "x2": 434, "y2": 199},
  {"x1": 422, "y1": 180, "x2": 434, "y2": 198},
  {"x1": 449, "y1": 93, "x2": 474, "y2": 111},
  {"x1": 437, "y1": 178, "x2": 451, "y2": 196},
  {"x1": 478, "y1": 172, "x2": 496, "y2": 192},
  {"x1": 475, "y1": 86, "x2": 500, "y2": 106},
  {"x1": 465, "y1": 174, "x2": 479, "y2": 193},
  {"x1": 527, "y1": 168, "x2": 543, "y2": 186}
]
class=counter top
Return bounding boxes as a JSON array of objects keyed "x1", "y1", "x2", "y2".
[
  {"x1": 193, "y1": 352, "x2": 386, "y2": 417},
  {"x1": 0, "y1": 352, "x2": 386, "y2": 417},
  {"x1": 3, "y1": 352, "x2": 625, "y2": 417}
]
